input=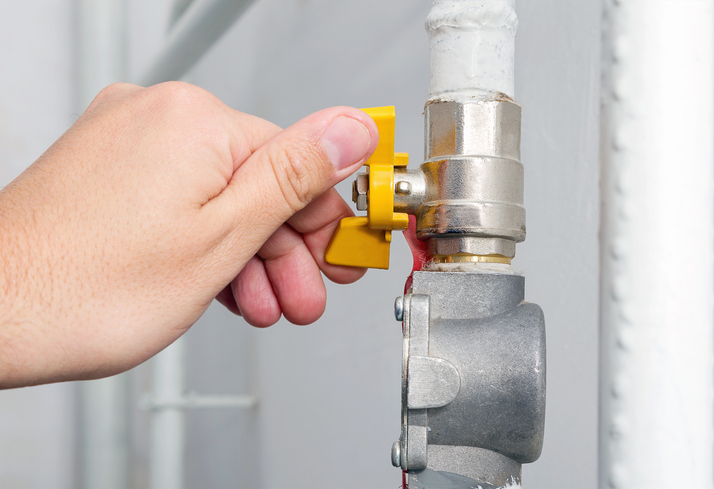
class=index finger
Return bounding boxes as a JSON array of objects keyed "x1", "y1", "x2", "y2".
[{"x1": 287, "y1": 188, "x2": 367, "y2": 284}]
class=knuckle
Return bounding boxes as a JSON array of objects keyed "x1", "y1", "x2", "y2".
[
  {"x1": 143, "y1": 82, "x2": 227, "y2": 146},
  {"x1": 147, "y1": 81, "x2": 208, "y2": 108},
  {"x1": 89, "y1": 82, "x2": 138, "y2": 108},
  {"x1": 267, "y1": 142, "x2": 323, "y2": 213}
]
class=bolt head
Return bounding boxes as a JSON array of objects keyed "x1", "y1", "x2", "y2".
[
  {"x1": 391, "y1": 441, "x2": 401, "y2": 468},
  {"x1": 394, "y1": 296, "x2": 404, "y2": 321},
  {"x1": 395, "y1": 180, "x2": 412, "y2": 195}
]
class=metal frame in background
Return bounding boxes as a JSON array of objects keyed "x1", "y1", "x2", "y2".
[{"x1": 78, "y1": 2, "x2": 258, "y2": 489}]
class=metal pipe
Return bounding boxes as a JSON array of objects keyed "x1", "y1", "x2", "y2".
[
  {"x1": 146, "y1": 337, "x2": 257, "y2": 489},
  {"x1": 141, "y1": 392, "x2": 257, "y2": 410},
  {"x1": 599, "y1": 1, "x2": 714, "y2": 487},
  {"x1": 144, "y1": 4, "x2": 257, "y2": 485},
  {"x1": 80, "y1": 377, "x2": 129, "y2": 489},
  {"x1": 150, "y1": 338, "x2": 187, "y2": 489},
  {"x1": 76, "y1": 2, "x2": 130, "y2": 488},
  {"x1": 137, "y1": 0, "x2": 256, "y2": 86},
  {"x1": 426, "y1": 0, "x2": 517, "y2": 102},
  {"x1": 169, "y1": 0, "x2": 196, "y2": 28},
  {"x1": 419, "y1": 99, "x2": 524, "y2": 262},
  {"x1": 77, "y1": 0, "x2": 128, "y2": 108},
  {"x1": 394, "y1": 2, "x2": 545, "y2": 488},
  {"x1": 420, "y1": 0, "x2": 522, "y2": 264}
]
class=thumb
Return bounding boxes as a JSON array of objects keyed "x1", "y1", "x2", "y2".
[{"x1": 215, "y1": 106, "x2": 378, "y2": 253}]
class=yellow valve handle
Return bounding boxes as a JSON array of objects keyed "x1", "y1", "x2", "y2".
[{"x1": 325, "y1": 106, "x2": 408, "y2": 270}]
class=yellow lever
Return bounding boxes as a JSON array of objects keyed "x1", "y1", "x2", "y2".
[{"x1": 325, "y1": 106, "x2": 408, "y2": 270}]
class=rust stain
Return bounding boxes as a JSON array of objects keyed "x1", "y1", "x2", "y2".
[{"x1": 424, "y1": 91, "x2": 517, "y2": 110}]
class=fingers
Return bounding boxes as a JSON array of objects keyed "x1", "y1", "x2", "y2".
[
  {"x1": 215, "y1": 284, "x2": 240, "y2": 315},
  {"x1": 206, "y1": 106, "x2": 378, "y2": 326},
  {"x1": 258, "y1": 224, "x2": 326, "y2": 325},
  {"x1": 226, "y1": 202, "x2": 364, "y2": 326},
  {"x1": 224, "y1": 192, "x2": 364, "y2": 324},
  {"x1": 288, "y1": 189, "x2": 367, "y2": 284},
  {"x1": 206, "y1": 106, "x2": 378, "y2": 269},
  {"x1": 226, "y1": 225, "x2": 326, "y2": 327},
  {"x1": 231, "y1": 256, "x2": 281, "y2": 327}
]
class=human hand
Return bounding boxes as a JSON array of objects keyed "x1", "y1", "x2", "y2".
[{"x1": 0, "y1": 82, "x2": 377, "y2": 387}]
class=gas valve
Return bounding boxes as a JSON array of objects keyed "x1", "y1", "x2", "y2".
[
  {"x1": 328, "y1": 99, "x2": 545, "y2": 488},
  {"x1": 324, "y1": 106, "x2": 409, "y2": 270}
]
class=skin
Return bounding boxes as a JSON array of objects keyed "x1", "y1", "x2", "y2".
[{"x1": 0, "y1": 82, "x2": 377, "y2": 388}]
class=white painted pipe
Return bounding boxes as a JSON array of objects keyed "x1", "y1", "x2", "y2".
[
  {"x1": 143, "y1": 7, "x2": 195, "y2": 488},
  {"x1": 150, "y1": 338, "x2": 187, "y2": 489},
  {"x1": 426, "y1": 0, "x2": 517, "y2": 101},
  {"x1": 142, "y1": 392, "x2": 257, "y2": 410},
  {"x1": 80, "y1": 376, "x2": 129, "y2": 489},
  {"x1": 145, "y1": 4, "x2": 259, "y2": 485},
  {"x1": 77, "y1": 2, "x2": 130, "y2": 488},
  {"x1": 138, "y1": 0, "x2": 256, "y2": 86},
  {"x1": 599, "y1": 1, "x2": 714, "y2": 487},
  {"x1": 78, "y1": 0, "x2": 128, "y2": 108}
]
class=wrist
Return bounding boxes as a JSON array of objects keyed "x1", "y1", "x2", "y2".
[
  {"x1": 0, "y1": 193, "x2": 24, "y2": 325},
  {"x1": 0, "y1": 187, "x2": 44, "y2": 387}
]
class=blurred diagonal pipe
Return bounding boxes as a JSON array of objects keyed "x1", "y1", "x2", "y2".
[{"x1": 138, "y1": 0, "x2": 257, "y2": 86}]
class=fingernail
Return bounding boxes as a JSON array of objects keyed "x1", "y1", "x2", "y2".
[{"x1": 321, "y1": 116, "x2": 372, "y2": 171}]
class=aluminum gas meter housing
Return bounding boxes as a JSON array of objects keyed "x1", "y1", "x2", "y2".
[{"x1": 394, "y1": 271, "x2": 546, "y2": 488}]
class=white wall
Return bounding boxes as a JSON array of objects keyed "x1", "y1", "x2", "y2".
[
  {"x1": 516, "y1": 2, "x2": 601, "y2": 486},
  {"x1": 0, "y1": 1, "x2": 601, "y2": 488}
]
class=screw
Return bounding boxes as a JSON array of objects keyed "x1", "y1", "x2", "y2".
[
  {"x1": 391, "y1": 441, "x2": 401, "y2": 468},
  {"x1": 394, "y1": 296, "x2": 404, "y2": 321},
  {"x1": 395, "y1": 180, "x2": 412, "y2": 195}
]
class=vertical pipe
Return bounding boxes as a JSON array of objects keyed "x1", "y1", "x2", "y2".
[
  {"x1": 600, "y1": 1, "x2": 714, "y2": 487},
  {"x1": 150, "y1": 338, "x2": 187, "y2": 489},
  {"x1": 77, "y1": 0, "x2": 128, "y2": 109},
  {"x1": 426, "y1": 0, "x2": 517, "y2": 102},
  {"x1": 81, "y1": 379, "x2": 129, "y2": 489},
  {"x1": 76, "y1": 2, "x2": 129, "y2": 488},
  {"x1": 144, "y1": 7, "x2": 192, "y2": 488},
  {"x1": 422, "y1": 0, "x2": 522, "y2": 263},
  {"x1": 403, "y1": 2, "x2": 542, "y2": 488}
]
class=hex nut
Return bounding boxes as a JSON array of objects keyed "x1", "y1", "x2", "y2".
[{"x1": 352, "y1": 173, "x2": 369, "y2": 211}]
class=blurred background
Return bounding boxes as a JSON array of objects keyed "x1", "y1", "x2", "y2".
[{"x1": 0, "y1": 1, "x2": 600, "y2": 487}]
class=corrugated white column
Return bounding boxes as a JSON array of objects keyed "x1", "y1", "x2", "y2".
[
  {"x1": 77, "y1": 2, "x2": 130, "y2": 488},
  {"x1": 599, "y1": 1, "x2": 714, "y2": 488}
]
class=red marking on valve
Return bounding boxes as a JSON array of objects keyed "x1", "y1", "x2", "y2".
[{"x1": 404, "y1": 215, "x2": 427, "y2": 293}]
